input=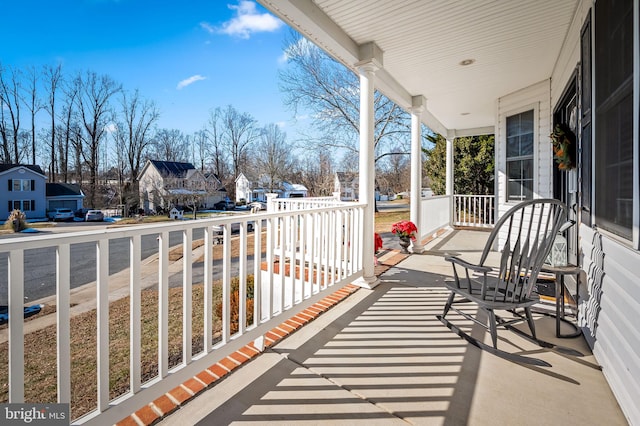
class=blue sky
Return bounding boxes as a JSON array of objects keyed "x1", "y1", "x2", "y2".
[{"x1": 2, "y1": 0, "x2": 302, "y2": 135}]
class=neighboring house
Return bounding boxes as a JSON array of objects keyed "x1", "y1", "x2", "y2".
[
  {"x1": 280, "y1": 182, "x2": 308, "y2": 198},
  {"x1": 46, "y1": 183, "x2": 84, "y2": 211},
  {"x1": 235, "y1": 173, "x2": 252, "y2": 203},
  {"x1": 235, "y1": 175, "x2": 309, "y2": 202},
  {"x1": 138, "y1": 160, "x2": 224, "y2": 213},
  {"x1": 334, "y1": 172, "x2": 359, "y2": 201},
  {"x1": 0, "y1": 164, "x2": 47, "y2": 221}
]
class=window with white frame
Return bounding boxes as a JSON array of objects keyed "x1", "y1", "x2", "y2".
[
  {"x1": 9, "y1": 179, "x2": 34, "y2": 192},
  {"x1": 506, "y1": 110, "x2": 534, "y2": 202},
  {"x1": 8, "y1": 200, "x2": 34, "y2": 211}
]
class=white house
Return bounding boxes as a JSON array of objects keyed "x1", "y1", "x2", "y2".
[
  {"x1": 235, "y1": 173, "x2": 252, "y2": 204},
  {"x1": 138, "y1": 160, "x2": 224, "y2": 213},
  {"x1": 235, "y1": 174, "x2": 309, "y2": 202},
  {"x1": 334, "y1": 171, "x2": 358, "y2": 201}
]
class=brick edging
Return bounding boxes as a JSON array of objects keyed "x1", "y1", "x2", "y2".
[{"x1": 116, "y1": 284, "x2": 361, "y2": 426}]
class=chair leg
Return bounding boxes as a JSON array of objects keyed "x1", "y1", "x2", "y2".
[
  {"x1": 487, "y1": 309, "x2": 498, "y2": 348},
  {"x1": 442, "y1": 291, "x2": 455, "y2": 318},
  {"x1": 524, "y1": 307, "x2": 537, "y2": 340}
]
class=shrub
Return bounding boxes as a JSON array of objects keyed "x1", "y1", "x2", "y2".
[
  {"x1": 215, "y1": 276, "x2": 255, "y2": 334},
  {"x1": 4, "y1": 209, "x2": 27, "y2": 232}
]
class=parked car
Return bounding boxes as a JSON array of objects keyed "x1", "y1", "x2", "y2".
[
  {"x1": 74, "y1": 208, "x2": 91, "y2": 220},
  {"x1": 214, "y1": 199, "x2": 236, "y2": 211},
  {"x1": 85, "y1": 210, "x2": 104, "y2": 222},
  {"x1": 48, "y1": 208, "x2": 75, "y2": 221}
]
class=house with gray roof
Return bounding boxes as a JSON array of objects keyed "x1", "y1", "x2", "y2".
[
  {"x1": 138, "y1": 160, "x2": 224, "y2": 213},
  {"x1": 0, "y1": 164, "x2": 47, "y2": 221},
  {"x1": 45, "y1": 183, "x2": 85, "y2": 211}
]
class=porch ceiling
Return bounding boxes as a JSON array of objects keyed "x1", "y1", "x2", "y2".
[{"x1": 259, "y1": 0, "x2": 579, "y2": 136}]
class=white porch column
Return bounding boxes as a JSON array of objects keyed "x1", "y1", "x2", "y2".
[
  {"x1": 355, "y1": 60, "x2": 379, "y2": 289},
  {"x1": 410, "y1": 96, "x2": 426, "y2": 253},
  {"x1": 446, "y1": 137, "x2": 454, "y2": 224}
]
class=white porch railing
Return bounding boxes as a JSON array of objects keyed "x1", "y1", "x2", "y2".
[
  {"x1": 419, "y1": 195, "x2": 452, "y2": 240},
  {"x1": 0, "y1": 200, "x2": 364, "y2": 425},
  {"x1": 453, "y1": 194, "x2": 495, "y2": 228}
]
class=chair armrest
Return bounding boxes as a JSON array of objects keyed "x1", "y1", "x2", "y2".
[{"x1": 444, "y1": 256, "x2": 493, "y2": 273}]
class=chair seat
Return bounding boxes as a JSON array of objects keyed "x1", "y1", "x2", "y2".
[{"x1": 443, "y1": 278, "x2": 540, "y2": 310}]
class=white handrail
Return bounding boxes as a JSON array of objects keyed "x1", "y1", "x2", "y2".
[{"x1": 0, "y1": 201, "x2": 364, "y2": 424}]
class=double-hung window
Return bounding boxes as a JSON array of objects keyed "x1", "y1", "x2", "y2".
[{"x1": 506, "y1": 110, "x2": 534, "y2": 202}]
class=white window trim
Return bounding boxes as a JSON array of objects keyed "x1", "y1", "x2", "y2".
[{"x1": 500, "y1": 102, "x2": 539, "y2": 205}]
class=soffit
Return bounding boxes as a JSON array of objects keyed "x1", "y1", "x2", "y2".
[{"x1": 260, "y1": 0, "x2": 579, "y2": 135}]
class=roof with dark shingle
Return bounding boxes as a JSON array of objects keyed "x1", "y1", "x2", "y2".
[
  {"x1": 0, "y1": 164, "x2": 45, "y2": 175},
  {"x1": 46, "y1": 183, "x2": 84, "y2": 197},
  {"x1": 150, "y1": 160, "x2": 195, "y2": 178}
]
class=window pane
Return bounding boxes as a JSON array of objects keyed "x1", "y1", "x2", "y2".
[
  {"x1": 508, "y1": 182, "x2": 523, "y2": 201},
  {"x1": 522, "y1": 159, "x2": 533, "y2": 180},
  {"x1": 507, "y1": 160, "x2": 521, "y2": 179},
  {"x1": 13, "y1": 201, "x2": 20, "y2": 210},
  {"x1": 520, "y1": 133, "x2": 533, "y2": 156},
  {"x1": 22, "y1": 180, "x2": 30, "y2": 191},
  {"x1": 23, "y1": 200, "x2": 31, "y2": 211},
  {"x1": 13, "y1": 181, "x2": 21, "y2": 191},
  {"x1": 507, "y1": 137, "x2": 519, "y2": 158},
  {"x1": 507, "y1": 116, "x2": 519, "y2": 136},
  {"x1": 520, "y1": 110, "x2": 534, "y2": 132}
]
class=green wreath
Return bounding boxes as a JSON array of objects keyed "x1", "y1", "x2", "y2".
[{"x1": 550, "y1": 124, "x2": 576, "y2": 170}]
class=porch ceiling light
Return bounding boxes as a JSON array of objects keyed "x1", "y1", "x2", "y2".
[{"x1": 459, "y1": 58, "x2": 475, "y2": 66}]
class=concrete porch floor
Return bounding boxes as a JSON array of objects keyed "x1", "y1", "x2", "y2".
[{"x1": 158, "y1": 230, "x2": 627, "y2": 425}]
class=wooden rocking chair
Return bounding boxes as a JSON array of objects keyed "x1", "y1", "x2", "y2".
[{"x1": 437, "y1": 199, "x2": 567, "y2": 366}]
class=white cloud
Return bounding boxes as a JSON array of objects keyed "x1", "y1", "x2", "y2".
[
  {"x1": 215, "y1": 1, "x2": 283, "y2": 39},
  {"x1": 200, "y1": 22, "x2": 215, "y2": 34},
  {"x1": 176, "y1": 75, "x2": 207, "y2": 90}
]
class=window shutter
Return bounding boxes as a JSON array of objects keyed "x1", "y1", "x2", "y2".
[
  {"x1": 31, "y1": 180, "x2": 35, "y2": 191},
  {"x1": 8, "y1": 179, "x2": 12, "y2": 191},
  {"x1": 31, "y1": 200, "x2": 35, "y2": 211},
  {"x1": 8, "y1": 201, "x2": 11, "y2": 212}
]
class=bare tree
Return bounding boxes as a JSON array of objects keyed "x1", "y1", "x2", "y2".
[
  {"x1": 76, "y1": 71, "x2": 122, "y2": 206},
  {"x1": 149, "y1": 128, "x2": 189, "y2": 162},
  {"x1": 207, "y1": 107, "x2": 229, "y2": 179},
  {"x1": 23, "y1": 66, "x2": 43, "y2": 164},
  {"x1": 221, "y1": 105, "x2": 258, "y2": 181},
  {"x1": 116, "y1": 89, "x2": 159, "y2": 182},
  {"x1": 43, "y1": 64, "x2": 62, "y2": 180},
  {"x1": 0, "y1": 64, "x2": 22, "y2": 163},
  {"x1": 254, "y1": 123, "x2": 293, "y2": 191},
  {"x1": 59, "y1": 76, "x2": 80, "y2": 182},
  {"x1": 192, "y1": 128, "x2": 209, "y2": 171},
  {"x1": 296, "y1": 148, "x2": 335, "y2": 196},
  {"x1": 279, "y1": 31, "x2": 414, "y2": 164}
]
